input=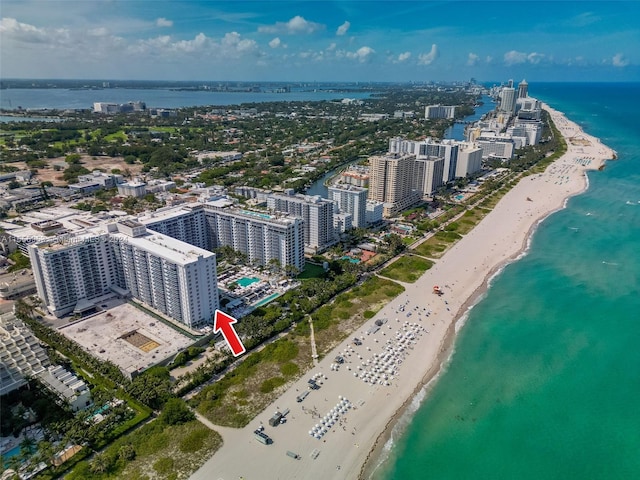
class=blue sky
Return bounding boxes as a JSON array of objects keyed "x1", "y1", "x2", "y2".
[{"x1": 1, "y1": 1, "x2": 638, "y2": 82}]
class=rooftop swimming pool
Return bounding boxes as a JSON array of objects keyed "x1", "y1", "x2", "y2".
[{"x1": 240, "y1": 210, "x2": 273, "y2": 220}]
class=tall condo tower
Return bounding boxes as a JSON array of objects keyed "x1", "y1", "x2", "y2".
[
  {"x1": 518, "y1": 79, "x2": 528, "y2": 99},
  {"x1": 501, "y1": 87, "x2": 516, "y2": 114},
  {"x1": 328, "y1": 184, "x2": 368, "y2": 228}
]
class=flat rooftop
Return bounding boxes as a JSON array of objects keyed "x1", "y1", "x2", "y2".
[{"x1": 58, "y1": 301, "x2": 194, "y2": 378}]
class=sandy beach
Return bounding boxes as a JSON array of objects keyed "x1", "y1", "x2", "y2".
[{"x1": 189, "y1": 105, "x2": 616, "y2": 480}]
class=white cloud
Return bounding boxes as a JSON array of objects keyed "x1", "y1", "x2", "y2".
[
  {"x1": 612, "y1": 53, "x2": 629, "y2": 67},
  {"x1": 486, "y1": 55, "x2": 493, "y2": 64},
  {"x1": 527, "y1": 52, "x2": 545, "y2": 64},
  {"x1": 467, "y1": 52, "x2": 479, "y2": 66},
  {"x1": 417, "y1": 44, "x2": 439, "y2": 65},
  {"x1": 88, "y1": 27, "x2": 109, "y2": 37},
  {"x1": 221, "y1": 32, "x2": 258, "y2": 53},
  {"x1": 156, "y1": 18, "x2": 173, "y2": 28},
  {"x1": 258, "y1": 15, "x2": 323, "y2": 35},
  {"x1": 0, "y1": 17, "x2": 54, "y2": 44},
  {"x1": 397, "y1": 52, "x2": 411, "y2": 62},
  {"x1": 269, "y1": 37, "x2": 281, "y2": 48},
  {"x1": 504, "y1": 50, "x2": 528, "y2": 65},
  {"x1": 504, "y1": 50, "x2": 546, "y2": 65},
  {"x1": 344, "y1": 46, "x2": 375, "y2": 63},
  {"x1": 327, "y1": 42, "x2": 337, "y2": 51},
  {"x1": 336, "y1": 21, "x2": 350, "y2": 36}
]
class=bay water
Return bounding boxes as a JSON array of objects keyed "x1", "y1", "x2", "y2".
[{"x1": 373, "y1": 82, "x2": 640, "y2": 480}]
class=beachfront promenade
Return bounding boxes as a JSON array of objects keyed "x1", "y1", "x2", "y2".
[{"x1": 190, "y1": 105, "x2": 616, "y2": 480}]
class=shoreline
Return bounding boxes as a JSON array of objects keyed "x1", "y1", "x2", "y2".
[
  {"x1": 359, "y1": 172, "x2": 592, "y2": 479},
  {"x1": 189, "y1": 105, "x2": 616, "y2": 480},
  {"x1": 359, "y1": 103, "x2": 615, "y2": 478}
]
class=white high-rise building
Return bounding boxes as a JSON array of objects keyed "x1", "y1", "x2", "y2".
[
  {"x1": 517, "y1": 79, "x2": 528, "y2": 99},
  {"x1": 389, "y1": 137, "x2": 459, "y2": 184},
  {"x1": 29, "y1": 231, "x2": 122, "y2": 318},
  {"x1": 413, "y1": 157, "x2": 445, "y2": 198},
  {"x1": 500, "y1": 87, "x2": 516, "y2": 114},
  {"x1": 204, "y1": 207, "x2": 305, "y2": 272},
  {"x1": 109, "y1": 220, "x2": 218, "y2": 328},
  {"x1": 455, "y1": 142, "x2": 484, "y2": 178},
  {"x1": 365, "y1": 201, "x2": 384, "y2": 225},
  {"x1": 267, "y1": 191, "x2": 335, "y2": 253},
  {"x1": 29, "y1": 220, "x2": 218, "y2": 328},
  {"x1": 425, "y1": 105, "x2": 456, "y2": 119},
  {"x1": 477, "y1": 136, "x2": 515, "y2": 160},
  {"x1": 139, "y1": 202, "x2": 305, "y2": 272},
  {"x1": 328, "y1": 184, "x2": 368, "y2": 228}
]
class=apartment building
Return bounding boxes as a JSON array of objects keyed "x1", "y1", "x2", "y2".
[
  {"x1": 0, "y1": 312, "x2": 50, "y2": 395},
  {"x1": 108, "y1": 220, "x2": 218, "y2": 329},
  {"x1": 140, "y1": 202, "x2": 305, "y2": 272},
  {"x1": 266, "y1": 191, "x2": 335, "y2": 253},
  {"x1": 425, "y1": 104, "x2": 456, "y2": 119},
  {"x1": 328, "y1": 184, "x2": 368, "y2": 228},
  {"x1": 455, "y1": 142, "x2": 484, "y2": 178},
  {"x1": 1, "y1": 313, "x2": 91, "y2": 410},
  {"x1": 203, "y1": 206, "x2": 305, "y2": 272},
  {"x1": 368, "y1": 153, "x2": 421, "y2": 218},
  {"x1": 389, "y1": 137, "x2": 459, "y2": 184},
  {"x1": 29, "y1": 220, "x2": 218, "y2": 328}
]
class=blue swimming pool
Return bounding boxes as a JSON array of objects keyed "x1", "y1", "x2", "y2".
[
  {"x1": 2, "y1": 444, "x2": 24, "y2": 467},
  {"x1": 253, "y1": 293, "x2": 280, "y2": 307},
  {"x1": 340, "y1": 256, "x2": 360, "y2": 264},
  {"x1": 237, "y1": 277, "x2": 260, "y2": 287}
]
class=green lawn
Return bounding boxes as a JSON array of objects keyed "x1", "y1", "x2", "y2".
[
  {"x1": 298, "y1": 262, "x2": 325, "y2": 280},
  {"x1": 379, "y1": 255, "x2": 434, "y2": 283}
]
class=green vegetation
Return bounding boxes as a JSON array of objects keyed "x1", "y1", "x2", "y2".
[
  {"x1": 7, "y1": 251, "x2": 30, "y2": 272},
  {"x1": 171, "y1": 346, "x2": 206, "y2": 369},
  {"x1": 66, "y1": 420, "x2": 221, "y2": 480},
  {"x1": 379, "y1": 255, "x2": 434, "y2": 283},
  {"x1": 309, "y1": 276, "x2": 405, "y2": 354},
  {"x1": 298, "y1": 262, "x2": 326, "y2": 280},
  {"x1": 158, "y1": 398, "x2": 195, "y2": 426},
  {"x1": 412, "y1": 230, "x2": 460, "y2": 259},
  {"x1": 191, "y1": 338, "x2": 309, "y2": 427}
]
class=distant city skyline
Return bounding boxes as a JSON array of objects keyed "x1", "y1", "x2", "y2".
[{"x1": 1, "y1": 1, "x2": 638, "y2": 82}]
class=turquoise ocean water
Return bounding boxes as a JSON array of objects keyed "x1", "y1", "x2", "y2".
[{"x1": 374, "y1": 83, "x2": 640, "y2": 480}]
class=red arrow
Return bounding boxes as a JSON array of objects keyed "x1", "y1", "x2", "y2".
[{"x1": 213, "y1": 310, "x2": 246, "y2": 357}]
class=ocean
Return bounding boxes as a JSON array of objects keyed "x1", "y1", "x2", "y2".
[{"x1": 372, "y1": 83, "x2": 640, "y2": 480}]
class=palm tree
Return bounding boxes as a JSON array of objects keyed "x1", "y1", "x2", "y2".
[{"x1": 90, "y1": 452, "x2": 112, "y2": 475}]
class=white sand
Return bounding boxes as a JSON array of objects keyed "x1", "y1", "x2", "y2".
[{"x1": 190, "y1": 105, "x2": 616, "y2": 480}]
